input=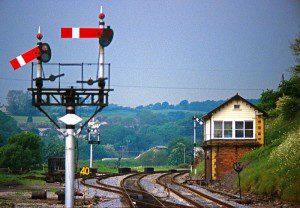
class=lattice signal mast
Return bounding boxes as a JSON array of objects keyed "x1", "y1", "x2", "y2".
[{"x1": 9, "y1": 6, "x2": 114, "y2": 208}]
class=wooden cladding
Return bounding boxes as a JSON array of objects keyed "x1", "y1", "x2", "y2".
[{"x1": 255, "y1": 115, "x2": 264, "y2": 145}]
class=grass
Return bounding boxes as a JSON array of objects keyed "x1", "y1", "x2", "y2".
[
  {"x1": 12, "y1": 110, "x2": 137, "y2": 125},
  {"x1": 189, "y1": 161, "x2": 204, "y2": 176},
  {"x1": 0, "y1": 170, "x2": 46, "y2": 189},
  {"x1": 196, "y1": 161, "x2": 204, "y2": 175},
  {"x1": 100, "y1": 110, "x2": 137, "y2": 118},
  {"x1": 78, "y1": 159, "x2": 178, "y2": 173},
  {"x1": 12, "y1": 116, "x2": 50, "y2": 124},
  {"x1": 239, "y1": 113, "x2": 300, "y2": 203}
]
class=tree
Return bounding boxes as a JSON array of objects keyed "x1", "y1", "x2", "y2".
[
  {"x1": 258, "y1": 89, "x2": 280, "y2": 111},
  {"x1": 0, "y1": 132, "x2": 41, "y2": 171},
  {"x1": 178, "y1": 100, "x2": 189, "y2": 110},
  {"x1": 0, "y1": 111, "x2": 21, "y2": 145},
  {"x1": 168, "y1": 143, "x2": 186, "y2": 166},
  {"x1": 153, "y1": 102, "x2": 162, "y2": 110},
  {"x1": 138, "y1": 149, "x2": 168, "y2": 166},
  {"x1": 276, "y1": 96, "x2": 298, "y2": 121},
  {"x1": 167, "y1": 138, "x2": 193, "y2": 166},
  {"x1": 290, "y1": 37, "x2": 300, "y2": 56},
  {"x1": 137, "y1": 109, "x2": 167, "y2": 125},
  {"x1": 0, "y1": 134, "x2": 3, "y2": 146},
  {"x1": 289, "y1": 36, "x2": 300, "y2": 75},
  {"x1": 161, "y1": 102, "x2": 170, "y2": 109},
  {"x1": 139, "y1": 150, "x2": 155, "y2": 166},
  {"x1": 41, "y1": 138, "x2": 64, "y2": 163},
  {"x1": 6, "y1": 90, "x2": 39, "y2": 116},
  {"x1": 279, "y1": 76, "x2": 300, "y2": 98}
]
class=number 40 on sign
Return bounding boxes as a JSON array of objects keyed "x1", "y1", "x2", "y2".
[{"x1": 80, "y1": 167, "x2": 90, "y2": 176}]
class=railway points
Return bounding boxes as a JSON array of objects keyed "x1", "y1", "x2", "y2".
[{"x1": 78, "y1": 170, "x2": 253, "y2": 208}]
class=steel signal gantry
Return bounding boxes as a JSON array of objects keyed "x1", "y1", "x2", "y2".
[{"x1": 9, "y1": 6, "x2": 114, "y2": 208}]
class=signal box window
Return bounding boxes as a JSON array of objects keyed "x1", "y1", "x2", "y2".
[
  {"x1": 235, "y1": 121, "x2": 244, "y2": 138},
  {"x1": 214, "y1": 121, "x2": 222, "y2": 138},
  {"x1": 245, "y1": 121, "x2": 254, "y2": 138},
  {"x1": 234, "y1": 104, "x2": 240, "y2": 109},
  {"x1": 224, "y1": 121, "x2": 232, "y2": 138}
]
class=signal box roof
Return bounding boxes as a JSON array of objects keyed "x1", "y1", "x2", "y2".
[{"x1": 202, "y1": 94, "x2": 268, "y2": 120}]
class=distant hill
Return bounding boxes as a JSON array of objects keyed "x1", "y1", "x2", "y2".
[
  {"x1": 100, "y1": 98, "x2": 260, "y2": 116},
  {"x1": 2, "y1": 92, "x2": 260, "y2": 160}
]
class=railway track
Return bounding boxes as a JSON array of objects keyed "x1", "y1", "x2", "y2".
[
  {"x1": 138, "y1": 172, "x2": 194, "y2": 208},
  {"x1": 82, "y1": 171, "x2": 246, "y2": 208},
  {"x1": 81, "y1": 174, "x2": 136, "y2": 207},
  {"x1": 157, "y1": 171, "x2": 242, "y2": 208},
  {"x1": 121, "y1": 172, "x2": 167, "y2": 208}
]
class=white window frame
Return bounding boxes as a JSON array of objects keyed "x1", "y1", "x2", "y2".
[
  {"x1": 212, "y1": 120, "x2": 255, "y2": 139},
  {"x1": 234, "y1": 120, "x2": 255, "y2": 139},
  {"x1": 235, "y1": 121, "x2": 244, "y2": 138},
  {"x1": 213, "y1": 120, "x2": 223, "y2": 138},
  {"x1": 244, "y1": 120, "x2": 254, "y2": 139},
  {"x1": 223, "y1": 121, "x2": 233, "y2": 138}
]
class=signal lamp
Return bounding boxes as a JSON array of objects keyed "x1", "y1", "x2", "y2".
[{"x1": 38, "y1": 43, "x2": 51, "y2": 63}]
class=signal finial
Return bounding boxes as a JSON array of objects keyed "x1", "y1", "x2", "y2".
[
  {"x1": 36, "y1": 26, "x2": 43, "y2": 41},
  {"x1": 99, "y1": 6, "x2": 105, "y2": 20}
]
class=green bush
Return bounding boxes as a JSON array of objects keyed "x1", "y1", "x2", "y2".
[
  {"x1": 276, "y1": 96, "x2": 299, "y2": 120},
  {"x1": 138, "y1": 149, "x2": 168, "y2": 166},
  {"x1": 177, "y1": 163, "x2": 189, "y2": 169},
  {"x1": 267, "y1": 108, "x2": 279, "y2": 118},
  {"x1": 0, "y1": 132, "x2": 41, "y2": 171}
]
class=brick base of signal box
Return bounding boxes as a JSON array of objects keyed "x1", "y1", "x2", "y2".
[{"x1": 203, "y1": 140, "x2": 261, "y2": 182}]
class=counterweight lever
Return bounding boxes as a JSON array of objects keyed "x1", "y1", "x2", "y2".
[
  {"x1": 34, "y1": 73, "x2": 65, "y2": 81},
  {"x1": 77, "y1": 77, "x2": 107, "y2": 86}
]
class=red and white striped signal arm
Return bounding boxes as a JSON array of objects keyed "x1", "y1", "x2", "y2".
[
  {"x1": 61, "y1": 28, "x2": 104, "y2": 38},
  {"x1": 10, "y1": 46, "x2": 41, "y2": 70}
]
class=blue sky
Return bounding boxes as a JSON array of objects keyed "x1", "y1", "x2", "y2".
[{"x1": 0, "y1": 1, "x2": 299, "y2": 107}]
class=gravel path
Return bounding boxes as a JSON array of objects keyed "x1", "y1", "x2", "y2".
[{"x1": 139, "y1": 173, "x2": 192, "y2": 206}]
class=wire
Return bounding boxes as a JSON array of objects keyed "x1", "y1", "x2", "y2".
[
  {"x1": 0, "y1": 77, "x2": 30, "y2": 81},
  {"x1": 110, "y1": 84, "x2": 264, "y2": 91},
  {"x1": 0, "y1": 77, "x2": 265, "y2": 91},
  {"x1": 33, "y1": 62, "x2": 266, "y2": 73}
]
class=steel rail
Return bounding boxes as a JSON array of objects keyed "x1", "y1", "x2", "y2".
[
  {"x1": 137, "y1": 173, "x2": 194, "y2": 208},
  {"x1": 157, "y1": 171, "x2": 239, "y2": 208},
  {"x1": 121, "y1": 172, "x2": 167, "y2": 208},
  {"x1": 80, "y1": 176, "x2": 135, "y2": 208},
  {"x1": 172, "y1": 172, "x2": 237, "y2": 208},
  {"x1": 157, "y1": 171, "x2": 207, "y2": 208},
  {"x1": 98, "y1": 171, "x2": 192, "y2": 208},
  {"x1": 96, "y1": 173, "x2": 127, "y2": 192}
]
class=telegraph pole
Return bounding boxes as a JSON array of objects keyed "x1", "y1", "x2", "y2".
[{"x1": 281, "y1": 73, "x2": 285, "y2": 96}]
